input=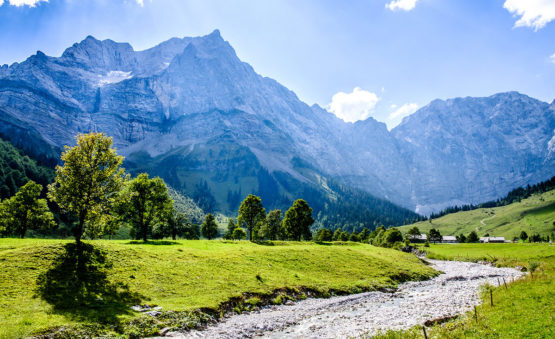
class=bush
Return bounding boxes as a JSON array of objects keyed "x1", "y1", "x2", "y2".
[{"x1": 232, "y1": 227, "x2": 247, "y2": 240}]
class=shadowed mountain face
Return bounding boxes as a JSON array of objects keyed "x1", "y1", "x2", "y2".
[{"x1": 0, "y1": 30, "x2": 553, "y2": 215}]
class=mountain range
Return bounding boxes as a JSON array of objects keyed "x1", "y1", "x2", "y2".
[{"x1": 0, "y1": 30, "x2": 553, "y2": 220}]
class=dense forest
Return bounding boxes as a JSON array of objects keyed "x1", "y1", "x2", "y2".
[
  {"x1": 0, "y1": 137, "x2": 54, "y2": 199},
  {"x1": 430, "y1": 176, "x2": 555, "y2": 219}
]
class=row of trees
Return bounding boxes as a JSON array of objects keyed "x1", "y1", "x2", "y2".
[
  {"x1": 0, "y1": 133, "x2": 316, "y2": 244},
  {"x1": 222, "y1": 194, "x2": 314, "y2": 242}
]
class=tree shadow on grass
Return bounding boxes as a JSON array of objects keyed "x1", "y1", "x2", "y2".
[
  {"x1": 35, "y1": 243, "x2": 143, "y2": 324},
  {"x1": 126, "y1": 240, "x2": 179, "y2": 245}
]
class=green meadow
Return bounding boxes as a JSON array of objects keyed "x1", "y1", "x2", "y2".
[
  {"x1": 0, "y1": 239, "x2": 436, "y2": 338},
  {"x1": 399, "y1": 190, "x2": 555, "y2": 238}
]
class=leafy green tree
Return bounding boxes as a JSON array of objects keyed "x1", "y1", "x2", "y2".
[
  {"x1": 407, "y1": 226, "x2": 421, "y2": 241},
  {"x1": 368, "y1": 225, "x2": 386, "y2": 242},
  {"x1": 232, "y1": 227, "x2": 247, "y2": 240},
  {"x1": 119, "y1": 173, "x2": 173, "y2": 242},
  {"x1": 372, "y1": 228, "x2": 404, "y2": 247},
  {"x1": 314, "y1": 228, "x2": 333, "y2": 242},
  {"x1": 259, "y1": 209, "x2": 282, "y2": 240},
  {"x1": 223, "y1": 218, "x2": 236, "y2": 240},
  {"x1": 456, "y1": 233, "x2": 467, "y2": 243},
  {"x1": 237, "y1": 194, "x2": 266, "y2": 241},
  {"x1": 332, "y1": 228, "x2": 343, "y2": 241},
  {"x1": 467, "y1": 231, "x2": 479, "y2": 243},
  {"x1": 183, "y1": 222, "x2": 201, "y2": 240},
  {"x1": 0, "y1": 180, "x2": 55, "y2": 238},
  {"x1": 282, "y1": 199, "x2": 314, "y2": 241},
  {"x1": 48, "y1": 133, "x2": 126, "y2": 245},
  {"x1": 358, "y1": 227, "x2": 370, "y2": 242},
  {"x1": 428, "y1": 228, "x2": 442, "y2": 243},
  {"x1": 165, "y1": 210, "x2": 189, "y2": 240},
  {"x1": 520, "y1": 231, "x2": 528, "y2": 242},
  {"x1": 201, "y1": 213, "x2": 218, "y2": 240},
  {"x1": 339, "y1": 231, "x2": 349, "y2": 241},
  {"x1": 349, "y1": 232, "x2": 361, "y2": 242}
]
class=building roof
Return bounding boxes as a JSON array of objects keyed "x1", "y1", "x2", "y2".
[{"x1": 442, "y1": 236, "x2": 457, "y2": 241}]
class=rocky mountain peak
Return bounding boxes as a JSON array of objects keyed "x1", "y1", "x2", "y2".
[{"x1": 60, "y1": 35, "x2": 137, "y2": 72}]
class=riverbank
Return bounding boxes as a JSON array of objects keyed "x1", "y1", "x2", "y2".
[{"x1": 167, "y1": 259, "x2": 522, "y2": 338}]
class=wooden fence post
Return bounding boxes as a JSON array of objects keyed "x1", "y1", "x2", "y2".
[
  {"x1": 422, "y1": 326, "x2": 428, "y2": 339},
  {"x1": 490, "y1": 290, "x2": 493, "y2": 307},
  {"x1": 474, "y1": 305, "x2": 478, "y2": 323}
]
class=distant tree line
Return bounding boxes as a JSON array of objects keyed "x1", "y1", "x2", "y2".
[{"x1": 429, "y1": 176, "x2": 555, "y2": 219}]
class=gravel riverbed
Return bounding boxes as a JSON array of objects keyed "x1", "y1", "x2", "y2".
[{"x1": 167, "y1": 260, "x2": 523, "y2": 339}]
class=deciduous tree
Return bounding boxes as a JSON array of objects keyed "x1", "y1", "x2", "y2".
[
  {"x1": 407, "y1": 226, "x2": 421, "y2": 241},
  {"x1": 282, "y1": 199, "x2": 314, "y2": 241},
  {"x1": 428, "y1": 228, "x2": 442, "y2": 243},
  {"x1": 201, "y1": 213, "x2": 218, "y2": 240},
  {"x1": 467, "y1": 231, "x2": 479, "y2": 243},
  {"x1": 0, "y1": 180, "x2": 55, "y2": 238},
  {"x1": 119, "y1": 173, "x2": 173, "y2": 242},
  {"x1": 259, "y1": 209, "x2": 282, "y2": 240},
  {"x1": 237, "y1": 194, "x2": 266, "y2": 241},
  {"x1": 48, "y1": 133, "x2": 126, "y2": 245}
]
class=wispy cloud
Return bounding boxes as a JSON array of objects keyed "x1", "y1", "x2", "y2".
[
  {"x1": 503, "y1": 0, "x2": 555, "y2": 31},
  {"x1": 328, "y1": 87, "x2": 380, "y2": 123},
  {"x1": 385, "y1": 0, "x2": 420, "y2": 11},
  {"x1": 389, "y1": 103, "x2": 418, "y2": 119},
  {"x1": 550, "y1": 53, "x2": 555, "y2": 63},
  {"x1": 4, "y1": 0, "x2": 48, "y2": 6},
  {"x1": 136, "y1": 0, "x2": 144, "y2": 7}
]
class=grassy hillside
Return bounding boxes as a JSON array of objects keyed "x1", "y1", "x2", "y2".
[
  {"x1": 375, "y1": 243, "x2": 555, "y2": 338},
  {"x1": 399, "y1": 190, "x2": 555, "y2": 238},
  {"x1": 0, "y1": 239, "x2": 436, "y2": 338}
]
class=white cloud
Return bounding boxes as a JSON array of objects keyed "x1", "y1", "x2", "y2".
[
  {"x1": 503, "y1": 0, "x2": 555, "y2": 31},
  {"x1": 0, "y1": 1, "x2": 4, "y2": 6},
  {"x1": 389, "y1": 103, "x2": 419, "y2": 119},
  {"x1": 550, "y1": 53, "x2": 555, "y2": 63},
  {"x1": 6, "y1": 0, "x2": 47, "y2": 6},
  {"x1": 327, "y1": 87, "x2": 380, "y2": 123},
  {"x1": 136, "y1": 0, "x2": 144, "y2": 6},
  {"x1": 386, "y1": 0, "x2": 420, "y2": 11}
]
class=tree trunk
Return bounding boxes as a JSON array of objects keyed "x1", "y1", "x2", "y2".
[
  {"x1": 75, "y1": 213, "x2": 85, "y2": 247},
  {"x1": 142, "y1": 220, "x2": 148, "y2": 242},
  {"x1": 172, "y1": 230, "x2": 176, "y2": 241}
]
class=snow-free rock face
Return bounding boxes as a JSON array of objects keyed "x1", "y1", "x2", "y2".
[
  {"x1": 392, "y1": 92, "x2": 555, "y2": 214},
  {"x1": 0, "y1": 31, "x2": 553, "y2": 214}
]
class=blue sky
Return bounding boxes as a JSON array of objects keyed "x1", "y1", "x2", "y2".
[{"x1": 0, "y1": 0, "x2": 554, "y2": 128}]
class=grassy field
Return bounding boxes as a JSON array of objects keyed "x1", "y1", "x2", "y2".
[
  {"x1": 0, "y1": 239, "x2": 436, "y2": 338},
  {"x1": 375, "y1": 243, "x2": 555, "y2": 339},
  {"x1": 423, "y1": 243, "x2": 555, "y2": 267},
  {"x1": 399, "y1": 190, "x2": 555, "y2": 238}
]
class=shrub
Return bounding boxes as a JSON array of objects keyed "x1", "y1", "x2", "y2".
[{"x1": 232, "y1": 227, "x2": 247, "y2": 240}]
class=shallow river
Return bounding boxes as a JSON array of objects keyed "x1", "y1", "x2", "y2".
[{"x1": 168, "y1": 260, "x2": 523, "y2": 338}]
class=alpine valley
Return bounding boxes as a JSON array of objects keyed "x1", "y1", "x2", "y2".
[{"x1": 0, "y1": 30, "x2": 554, "y2": 228}]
